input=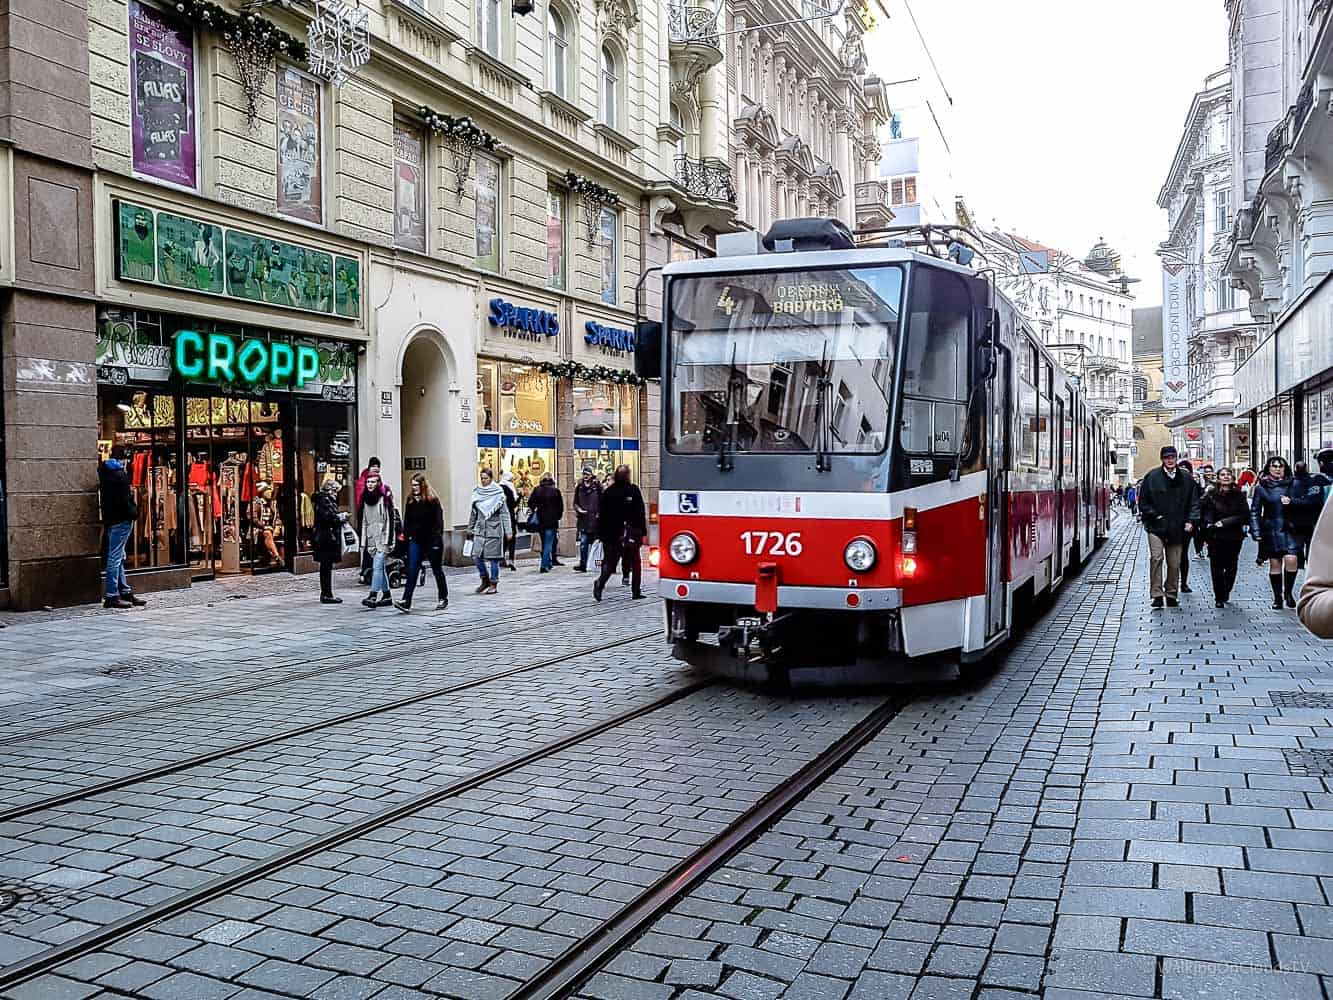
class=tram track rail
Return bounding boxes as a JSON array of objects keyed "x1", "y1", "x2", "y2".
[
  {"x1": 0, "y1": 671, "x2": 714, "y2": 994},
  {"x1": 0, "y1": 628, "x2": 663, "y2": 825},
  {"x1": 0, "y1": 592, "x2": 648, "y2": 748}
]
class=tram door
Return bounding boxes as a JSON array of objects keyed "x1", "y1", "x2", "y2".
[
  {"x1": 985, "y1": 350, "x2": 1010, "y2": 639},
  {"x1": 1054, "y1": 396, "x2": 1066, "y2": 581}
]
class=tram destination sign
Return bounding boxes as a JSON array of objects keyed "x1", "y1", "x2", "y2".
[{"x1": 114, "y1": 199, "x2": 362, "y2": 320}]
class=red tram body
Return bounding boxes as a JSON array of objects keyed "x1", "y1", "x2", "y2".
[{"x1": 641, "y1": 222, "x2": 1114, "y2": 677}]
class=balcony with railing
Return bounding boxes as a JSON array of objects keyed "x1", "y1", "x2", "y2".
[
  {"x1": 667, "y1": 1, "x2": 723, "y2": 94},
  {"x1": 1086, "y1": 353, "x2": 1121, "y2": 373},
  {"x1": 674, "y1": 155, "x2": 736, "y2": 204}
]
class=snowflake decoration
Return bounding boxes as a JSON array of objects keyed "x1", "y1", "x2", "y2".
[{"x1": 307, "y1": 0, "x2": 370, "y2": 87}]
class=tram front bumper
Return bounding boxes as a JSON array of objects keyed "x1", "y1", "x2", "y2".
[{"x1": 658, "y1": 579, "x2": 903, "y2": 611}]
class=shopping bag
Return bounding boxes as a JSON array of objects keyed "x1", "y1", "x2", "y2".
[
  {"x1": 341, "y1": 524, "x2": 360, "y2": 556},
  {"x1": 590, "y1": 539, "x2": 604, "y2": 568},
  {"x1": 462, "y1": 538, "x2": 475, "y2": 558}
]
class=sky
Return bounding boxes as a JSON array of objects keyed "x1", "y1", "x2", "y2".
[{"x1": 866, "y1": 0, "x2": 1229, "y2": 307}]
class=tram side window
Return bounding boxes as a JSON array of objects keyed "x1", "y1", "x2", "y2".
[
  {"x1": 900, "y1": 268, "x2": 969, "y2": 455},
  {"x1": 1018, "y1": 340, "x2": 1038, "y2": 466},
  {"x1": 1038, "y1": 360, "x2": 1053, "y2": 469}
]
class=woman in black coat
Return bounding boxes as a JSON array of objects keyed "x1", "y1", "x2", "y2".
[
  {"x1": 1287, "y1": 461, "x2": 1329, "y2": 567},
  {"x1": 312, "y1": 479, "x2": 346, "y2": 605},
  {"x1": 1200, "y1": 468, "x2": 1249, "y2": 608},
  {"x1": 1251, "y1": 456, "x2": 1302, "y2": 609}
]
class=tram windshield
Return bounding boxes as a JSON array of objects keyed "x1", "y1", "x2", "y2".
[{"x1": 666, "y1": 265, "x2": 903, "y2": 456}]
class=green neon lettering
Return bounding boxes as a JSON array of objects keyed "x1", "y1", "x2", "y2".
[
  {"x1": 294, "y1": 345, "x2": 320, "y2": 387},
  {"x1": 270, "y1": 343, "x2": 295, "y2": 386},
  {"x1": 208, "y1": 335, "x2": 235, "y2": 383},
  {"x1": 174, "y1": 330, "x2": 205, "y2": 379},
  {"x1": 236, "y1": 338, "x2": 268, "y2": 384}
]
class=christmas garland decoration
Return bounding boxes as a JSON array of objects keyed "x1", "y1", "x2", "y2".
[
  {"x1": 169, "y1": 1, "x2": 308, "y2": 60},
  {"x1": 419, "y1": 108, "x2": 500, "y2": 150},
  {"x1": 538, "y1": 360, "x2": 645, "y2": 386},
  {"x1": 562, "y1": 171, "x2": 620, "y2": 206}
]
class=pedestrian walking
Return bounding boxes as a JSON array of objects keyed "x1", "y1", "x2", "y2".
[
  {"x1": 1288, "y1": 460, "x2": 1330, "y2": 568},
  {"x1": 1200, "y1": 467, "x2": 1248, "y2": 607},
  {"x1": 1318, "y1": 449, "x2": 1333, "y2": 500},
  {"x1": 355, "y1": 457, "x2": 393, "y2": 583},
  {"x1": 1298, "y1": 497, "x2": 1333, "y2": 637},
  {"x1": 1176, "y1": 459, "x2": 1203, "y2": 591},
  {"x1": 1137, "y1": 445, "x2": 1200, "y2": 609},
  {"x1": 395, "y1": 473, "x2": 449, "y2": 613},
  {"x1": 1251, "y1": 456, "x2": 1303, "y2": 610},
  {"x1": 1125, "y1": 481, "x2": 1138, "y2": 519},
  {"x1": 1194, "y1": 464, "x2": 1217, "y2": 557},
  {"x1": 573, "y1": 466, "x2": 602, "y2": 572},
  {"x1": 98, "y1": 444, "x2": 147, "y2": 609},
  {"x1": 528, "y1": 472, "x2": 565, "y2": 573},
  {"x1": 499, "y1": 471, "x2": 520, "y2": 570},
  {"x1": 357, "y1": 469, "x2": 398, "y2": 609},
  {"x1": 312, "y1": 478, "x2": 346, "y2": 604},
  {"x1": 468, "y1": 468, "x2": 513, "y2": 594},
  {"x1": 594, "y1": 464, "x2": 648, "y2": 602}
]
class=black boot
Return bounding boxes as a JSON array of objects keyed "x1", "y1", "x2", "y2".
[
  {"x1": 1270, "y1": 573, "x2": 1284, "y2": 610},
  {"x1": 1283, "y1": 570, "x2": 1298, "y2": 609}
]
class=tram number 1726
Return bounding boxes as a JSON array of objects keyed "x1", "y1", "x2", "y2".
[{"x1": 740, "y1": 531, "x2": 804, "y2": 556}]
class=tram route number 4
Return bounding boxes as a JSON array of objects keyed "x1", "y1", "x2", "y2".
[{"x1": 740, "y1": 531, "x2": 803, "y2": 556}]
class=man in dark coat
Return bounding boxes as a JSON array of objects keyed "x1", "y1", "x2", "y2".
[
  {"x1": 1138, "y1": 445, "x2": 1201, "y2": 608},
  {"x1": 98, "y1": 444, "x2": 146, "y2": 609},
  {"x1": 594, "y1": 464, "x2": 648, "y2": 601},
  {"x1": 528, "y1": 473, "x2": 565, "y2": 573},
  {"x1": 572, "y1": 465, "x2": 602, "y2": 572}
]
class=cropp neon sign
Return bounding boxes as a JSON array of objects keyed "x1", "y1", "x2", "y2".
[{"x1": 173, "y1": 331, "x2": 320, "y2": 388}]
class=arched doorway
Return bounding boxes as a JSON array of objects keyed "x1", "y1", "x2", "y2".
[{"x1": 399, "y1": 332, "x2": 455, "y2": 521}]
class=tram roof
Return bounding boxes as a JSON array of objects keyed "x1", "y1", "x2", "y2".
[{"x1": 661, "y1": 247, "x2": 981, "y2": 280}]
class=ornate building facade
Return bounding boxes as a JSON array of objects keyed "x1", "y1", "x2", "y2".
[{"x1": 1157, "y1": 69, "x2": 1263, "y2": 471}]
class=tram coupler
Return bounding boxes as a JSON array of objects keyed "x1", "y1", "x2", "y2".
[{"x1": 718, "y1": 612, "x2": 791, "y2": 662}]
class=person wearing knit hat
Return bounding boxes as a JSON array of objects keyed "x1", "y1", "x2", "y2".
[{"x1": 1137, "y1": 445, "x2": 1200, "y2": 608}]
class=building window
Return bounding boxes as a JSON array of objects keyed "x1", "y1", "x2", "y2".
[
  {"x1": 600, "y1": 45, "x2": 620, "y2": 131},
  {"x1": 1133, "y1": 372, "x2": 1148, "y2": 404},
  {"x1": 275, "y1": 65, "x2": 323, "y2": 225},
  {"x1": 889, "y1": 175, "x2": 917, "y2": 206},
  {"x1": 392, "y1": 117, "x2": 428, "y2": 253},
  {"x1": 1214, "y1": 187, "x2": 1230, "y2": 235},
  {"x1": 547, "y1": 6, "x2": 568, "y2": 97},
  {"x1": 599, "y1": 206, "x2": 618, "y2": 305},
  {"x1": 545, "y1": 184, "x2": 565, "y2": 290},
  {"x1": 129, "y1": 0, "x2": 199, "y2": 191},
  {"x1": 474, "y1": 153, "x2": 501, "y2": 271},
  {"x1": 478, "y1": 0, "x2": 501, "y2": 56},
  {"x1": 1215, "y1": 277, "x2": 1233, "y2": 312}
]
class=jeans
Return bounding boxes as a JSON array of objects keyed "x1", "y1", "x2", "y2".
[
  {"x1": 475, "y1": 555, "x2": 500, "y2": 581},
  {"x1": 578, "y1": 529, "x2": 594, "y2": 569},
  {"x1": 541, "y1": 528, "x2": 557, "y2": 570},
  {"x1": 369, "y1": 550, "x2": 389, "y2": 594},
  {"x1": 105, "y1": 521, "x2": 132, "y2": 598},
  {"x1": 403, "y1": 541, "x2": 447, "y2": 606},
  {"x1": 1209, "y1": 538, "x2": 1242, "y2": 603},
  {"x1": 1147, "y1": 533, "x2": 1182, "y2": 599}
]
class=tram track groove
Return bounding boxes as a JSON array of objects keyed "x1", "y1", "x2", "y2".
[
  {"x1": 0, "y1": 629, "x2": 662, "y2": 825},
  {"x1": 0, "y1": 594, "x2": 641, "y2": 748},
  {"x1": 0, "y1": 676, "x2": 716, "y2": 993},
  {"x1": 509, "y1": 694, "x2": 910, "y2": 1000}
]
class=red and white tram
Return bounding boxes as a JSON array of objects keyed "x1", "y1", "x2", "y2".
[{"x1": 636, "y1": 219, "x2": 1115, "y2": 679}]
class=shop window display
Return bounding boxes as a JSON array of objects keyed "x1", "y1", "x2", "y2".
[
  {"x1": 572, "y1": 379, "x2": 640, "y2": 484},
  {"x1": 98, "y1": 387, "x2": 183, "y2": 570},
  {"x1": 477, "y1": 360, "x2": 556, "y2": 511},
  {"x1": 295, "y1": 404, "x2": 354, "y2": 555}
]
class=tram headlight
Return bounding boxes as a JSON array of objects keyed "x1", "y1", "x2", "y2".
[
  {"x1": 843, "y1": 538, "x2": 877, "y2": 572},
  {"x1": 669, "y1": 532, "x2": 699, "y2": 565}
]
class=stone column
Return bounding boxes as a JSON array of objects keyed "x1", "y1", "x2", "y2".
[{"x1": 1, "y1": 0, "x2": 101, "y2": 608}]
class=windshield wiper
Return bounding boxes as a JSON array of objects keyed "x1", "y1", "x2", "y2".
[
  {"x1": 814, "y1": 340, "x2": 833, "y2": 472},
  {"x1": 717, "y1": 343, "x2": 742, "y2": 472}
]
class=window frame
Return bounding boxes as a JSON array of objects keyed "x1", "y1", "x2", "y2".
[
  {"x1": 391, "y1": 115, "x2": 429, "y2": 254},
  {"x1": 474, "y1": 151, "x2": 502, "y2": 272},
  {"x1": 478, "y1": 0, "x2": 502, "y2": 57},
  {"x1": 598, "y1": 204, "x2": 618, "y2": 305},
  {"x1": 545, "y1": 182, "x2": 566, "y2": 290},
  {"x1": 599, "y1": 44, "x2": 621, "y2": 131},
  {"x1": 547, "y1": 5, "x2": 569, "y2": 97}
]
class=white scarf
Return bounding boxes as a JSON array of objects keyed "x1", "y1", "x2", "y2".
[{"x1": 472, "y1": 482, "x2": 506, "y2": 518}]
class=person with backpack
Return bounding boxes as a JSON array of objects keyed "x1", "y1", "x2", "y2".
[
  {"x1": 395, "y1": 473, "x2": 449, "y2": 613},
  {"x1": 98, "y1": 444, "x2": 147, "y2": 610}
]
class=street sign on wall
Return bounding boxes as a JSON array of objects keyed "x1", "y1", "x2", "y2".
[{"x1": 1161, "y1": 265, "x2": 1188, "y2": 409}]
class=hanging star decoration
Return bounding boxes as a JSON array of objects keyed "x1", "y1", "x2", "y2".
[{"x1": 307, "y1": 0, "x2": 370, "y2": 87}]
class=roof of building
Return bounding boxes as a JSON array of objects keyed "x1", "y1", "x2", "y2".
[{"x1": 1133, "y1": 306, "x2": 1163, "y2": 355}]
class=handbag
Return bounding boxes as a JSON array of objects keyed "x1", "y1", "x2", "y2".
[
  {"x1": 462, "y1": 538, "x2": 475, "y2": 558},
  {"x1": 341, "y1": 524, "x2": 360, "y2": 556},
  {"x1": 589, "y1": 539, "x2": 603, "y2": 568}
]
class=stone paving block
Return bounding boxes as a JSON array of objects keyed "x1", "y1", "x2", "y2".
[
  {"x1": 1122, "y1": 918, "x2": 1270, "y2": 965},
  {"x1": 1160, "y1": 960, "x2": 1325, "y2": 1000},
  {"x1": 1046, "y1": 948, "x2": 1157, "y2": 996}
]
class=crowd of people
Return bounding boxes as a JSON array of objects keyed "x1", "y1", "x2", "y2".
[{"x1": 1131, "y1": 445, "x2": 1333, "y2": 620}]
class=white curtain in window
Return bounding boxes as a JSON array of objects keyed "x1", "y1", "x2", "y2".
[
  {"x1": 547, "y1": 8, "x2": 567, "y2": 96},
  {"x1": 600, "y1": 46, "x2": 618, "y2": 130}
]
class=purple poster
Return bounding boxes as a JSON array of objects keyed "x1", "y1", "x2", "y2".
[{"x1": 129, "y1": 0, "x2": 197, "y2": 189}]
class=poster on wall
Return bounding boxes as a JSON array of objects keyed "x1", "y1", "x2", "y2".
[
  {"x1": 226, "y1": 232, "x2": 336, "y2": 312},
  {"x1": 276, "y1": 65, "x2": 323, "y2": 224},
  {"x1": 1161, "y1": 264, "x2": 1188, "y2": 409},
  {"x1": 475, "y1": 156, "x2": 499, "y2": 271},
  {"x1": 129, "y1": 0, "x2": 197, "y2": 189},
  {"x1": 393, "y1": 120, "x2": 427, "y2": 253},
  {"x1": 157, "y1": 212, "x2": 224, "y2": 293}
]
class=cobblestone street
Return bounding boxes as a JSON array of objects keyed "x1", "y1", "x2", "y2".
[{"x1": 1, "y1": 517, "x2": 1331, "y2": 1000}]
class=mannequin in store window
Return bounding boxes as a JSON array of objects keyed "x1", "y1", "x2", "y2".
[{"x1": 251, "y1": 481, "x2": 283, "y2": 567}]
